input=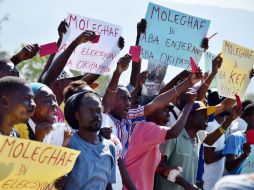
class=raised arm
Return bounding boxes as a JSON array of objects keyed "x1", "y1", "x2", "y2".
[
  {"x1": 41, "y1": 30, "x2": 96, "y2": 86},
  {"x1": 144, "y1": 69, "x2": 202, "y2": 117},
  {"x1": 225, "y1": 143, "x2": 251, "y2": 171},
  {"x1": 102, "y1": 54, "x2": 132, "y2": 113},
  {"x1": 10, "y1": 44, "x2": 39, "y2": 65},
  {"x1": 159, "y1": 70, "x2": 189, "y2": 94},
  {"x1": 129, "y1": 19, "x2": 147, "y2": 88},
  {"x1": 165, "y1": 89, "x2": 196, "y2": 139},
  {"x1": 203, "y1": 105, "x2": 241, "y2": 146},
  {"x1": 196, "y1": 54, "x2": 222, "y2": 100},
  {"x1": 38, "y1": 21, "x2": 69, "y2": 82}
]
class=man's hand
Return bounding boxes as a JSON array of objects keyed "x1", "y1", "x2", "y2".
[
  {"x1": 118, "y1": 36, "x2": 125, "y2": 50},
  {"x1": 201, "y1": 37, "x2": 209, "y2": 51},
  {"x1": 188, "y1": 68, "x2": 203, "y2": 85},
  {"x1": 35, "y1": 122, "x2": 53, "y2": 142},
  {"x1": 243, "y1": 143, "x2": 251, "y2": 157},
  {"x1": 212, "y1": 54, "x2": 223, "y2": 74},
  {"x1": 137, "y1": 18, "x2": 147, "y2": 34},
  {"x1": 137, "y1": 71, "x2": 148, "y2": 87},
  {"x1": 11, "y1": 44, "x2": 39, "y2": 64},
  {"x1": 58, "y1": 20, "x2": 69, "y2": 38},
  {"x1": 228, "y1": 105, "x2": 242, "y2": 122},
  {"x1": 115, "y1": 54, "x2": 132, "y2": 74},
  {"x1": 74, "y1": 30, "x2": 96, "y2": 45}
]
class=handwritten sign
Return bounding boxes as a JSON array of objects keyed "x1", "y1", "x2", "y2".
[
  {"x1": 142, "y1": 60, "x2": 168, "y2": 95},
  {"x1": 217, "y1": 41, "x2": 254, "y2": 99},
  {"x1": 56, "y1": 13, "x2": 122, "y2": 75},
  {"x1": 140, "y1": 2, "x2": 210, "y2": 69},
  {"x1": 0, "y1": 136, "x2": 80, "y2": 190},
  {"x1": 204, "y1": 51, "x2": 217, "y2": 89},
  {"x1": 242, "y1": 145, "x2": 254, "y2": 174}
]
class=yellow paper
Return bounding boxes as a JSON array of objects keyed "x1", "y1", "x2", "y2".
[
  {"x1": 0, "y1": 136, "x2": 80, "y2": 190},
  {"x1": 217, "y1": 40, "x2": 254, "y2": 99}
]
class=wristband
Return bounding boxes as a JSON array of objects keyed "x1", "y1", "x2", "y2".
[{"x1": 218, "y1": 126, "x2": 226, "y2": 134}]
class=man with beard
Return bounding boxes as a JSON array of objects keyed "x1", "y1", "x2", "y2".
[{"x1": 63, "y1": 91, "x2": 116, "y2": 190}]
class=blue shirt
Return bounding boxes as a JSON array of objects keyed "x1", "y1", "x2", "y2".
[
  {"x1": 64, "y1": 133, "x2": 116, "y2": 190},
  {"x1": 223, "y1": 131, "x2": 246, "y2": 175}
]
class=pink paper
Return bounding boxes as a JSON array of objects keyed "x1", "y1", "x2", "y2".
[
  {"x1": 190, "y1": 57, "x2": 198, "y2": 73},
  {"x1": 92, "y1": 35, "x2": 100, "y2": 43},
  {"x1": 39, "y1": 42, "x2": 58, "y2": 57},
  {"x1": 129, "y1": 46, "x2": 141, "y2": 62}
]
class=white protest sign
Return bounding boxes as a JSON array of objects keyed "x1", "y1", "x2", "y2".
[{"x1": 57, "y1": 13, "x2": 122, "y2": 75}]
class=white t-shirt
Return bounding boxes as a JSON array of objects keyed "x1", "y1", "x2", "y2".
[
  {"x1": 203, "y1": 120, "x2": 226, "y2": 190},
  {"x1": 226, "y1": 117, "x2": 247, "y2": 139}
]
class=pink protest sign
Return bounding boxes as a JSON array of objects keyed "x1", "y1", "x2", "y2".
[
  {"x1": 129, "y1": 46, "x2": 141, "y2": 62},
  {"x1": 92, "y1": 35, "x2": 100, "y2": 43},
  {"x1": 190, "y1": 57, "x2": 198, "y2": 73},
  {"x1": 39, "y1": 42, "x2": 58, "y2": 57}
]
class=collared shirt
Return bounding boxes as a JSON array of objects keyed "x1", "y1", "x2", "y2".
[
  {"x1": 155, "y1": 128, "x2": 201, "y2": 190},
  {"x1": 108, "y1": 106, "x2": 145, "y2": 159}
]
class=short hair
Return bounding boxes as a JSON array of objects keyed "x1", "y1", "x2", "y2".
[
  {"x1": 242, "y1": 99, "x2": 253, "y2": 111},
  {"x1": 0, "y1": 76, "x2": 26, "y2": 96},
  {"x1": 63, "y1": 80, "x2": 92, "y2": 103},
  {"x1": 243, "y1": 103, "x2": 254, "y2": 117}
]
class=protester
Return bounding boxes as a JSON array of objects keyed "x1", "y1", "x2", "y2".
[
  {"x1": 63, "y1": 91, "x2": 116, "y2": 190},
  {"x1": 223, "y1": 103, "x2": 254, "y2": 175},
  {"x1": 0, "y1": 76, "x2": 35, "y2": 137},
  {"x1": 124, "y1": 88, "x2": 196, "y2": 190}
]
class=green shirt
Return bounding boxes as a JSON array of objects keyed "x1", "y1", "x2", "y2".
[{"x1": 154, "y1": 128, "x2": 201, "y2": 190}]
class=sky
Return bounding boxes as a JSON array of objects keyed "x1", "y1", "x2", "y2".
[{"x1": 0, "y1": 0, "x2": 254, "y2": 95}]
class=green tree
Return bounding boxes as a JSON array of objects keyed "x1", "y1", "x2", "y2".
[
  {"x1": 95, "y1": 75, "x2": 111, "y2": 96},
  {"x1": 16, "y1": 54, "x2": 48, "y2": 82}
]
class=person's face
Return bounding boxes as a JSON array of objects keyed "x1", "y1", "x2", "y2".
[
  {"x1": 6, "y1": 85, "x2": 36, "y2": 124},
  {"x1": 189, "y1": 109, "x2": 208, "y2": 131},
  {"x1": 76, "y1": 95, "x2": 102, "y2": 132},
  {"x1": 0, "y1": 63, "x2": 19, "y2": 78},
  {"x1": 100, "y1": 127, "x2": 112, "y2": 139},
  {"x1": 151, "y1": 106, "x2": 170, "y2": 126},
  {"x1": 32, "y1": 87, "x2": 58, "y2": 124},
  {"x1": 112, "y1": 88, "x2": 131, "y2": 119}
]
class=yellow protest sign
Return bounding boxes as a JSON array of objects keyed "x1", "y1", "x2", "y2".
[
  {"x1": 217, "y1": 40, "x2": 254, "y2": 99},
  {"x1": 0, "y1": 136, "x2": 80, "y2": 190}
]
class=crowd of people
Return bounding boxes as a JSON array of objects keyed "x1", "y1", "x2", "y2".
[{"x1": 1, "y1": 17, "x2": 254, "y2": 190}]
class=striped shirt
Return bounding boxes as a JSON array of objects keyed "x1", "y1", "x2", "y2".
[{"x1": 109, "y1": 106, "x2": 145, "y2": 160}]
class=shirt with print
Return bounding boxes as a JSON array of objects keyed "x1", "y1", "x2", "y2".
[
  {"x1": 108, "y1": 106, "x2": 145, "y2": 159},
  {"x1": 64, "y1": 133, "x2": 116, "y2": 190}
]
